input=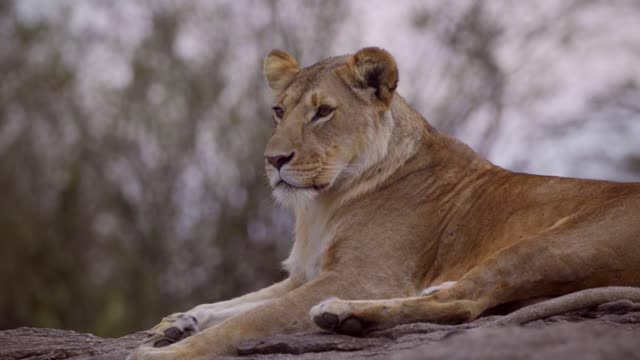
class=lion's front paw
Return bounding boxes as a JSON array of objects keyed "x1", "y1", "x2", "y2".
[
  {"x1": 309, "y1": 298, "x2": 367, "y2": 336},
  {"x1": 145, "y1": 313, "x2": 200, "y2": 348}
]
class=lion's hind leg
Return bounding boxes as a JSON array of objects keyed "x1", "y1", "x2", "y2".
[
  {"x1": 311, "y1": 223, "x2": 640, "y2": 335},
  {"x1": 309, "y1": 291, "x2": 480, "y2": 336},
  {"x1": 310, "y1": 285, "x2": 640, "y2": 336}
]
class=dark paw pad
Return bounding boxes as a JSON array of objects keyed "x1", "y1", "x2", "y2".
[
  {"x1": 154, "y1": 339, "x2": 174, "y2": 348},
  {"x1": 164, "y1": 327, "x2": 183, "y2": 341},
  {"x1": 313, "y1": 313, "x2": 367, "y2": 336},
  {"x1": 152, "y1": 326, "x2": 186, "y2": 348},
  {"x1": 313, "y1": 312, "x2": 339, "y2": 331},
  {"x1": 336, "y1": 316, "x2": 365, "y2": 336}
]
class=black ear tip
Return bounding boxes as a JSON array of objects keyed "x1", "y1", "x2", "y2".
[
  {"x1": 353, "y1": 47, "x2": 397, "y2": 76},
  {"x1": 350, "y1": 47, "x2": 398, "y2": 105}
]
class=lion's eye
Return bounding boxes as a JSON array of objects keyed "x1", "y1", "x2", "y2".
[
  {"x1": 272, "y1": 106, "x2": 284, "y2": 119},
  {"x1": 313, "y1": 105, "x2": 334, "y2": 121}
]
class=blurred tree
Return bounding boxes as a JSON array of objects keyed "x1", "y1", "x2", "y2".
[
  {"x1": 0, "y1": 0, "x2": 347, "y2": 336},
  {"x1": 408, "y1": 0, "x2": 505, "y2": 155}
]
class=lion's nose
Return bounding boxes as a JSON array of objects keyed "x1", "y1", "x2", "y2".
[{"x1": 265, "y1": 152, "x2": 295, "y2": 170}]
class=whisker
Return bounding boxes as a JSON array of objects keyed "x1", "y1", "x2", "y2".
[{"x1": 322, "y1": 164, "x2": 364, "y2": 174}]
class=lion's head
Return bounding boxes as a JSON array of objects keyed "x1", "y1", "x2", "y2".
[{"x1": 263, "y1": 47, "x2": 400, "y2": 207}]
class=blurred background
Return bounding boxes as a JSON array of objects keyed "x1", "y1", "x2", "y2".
[{"x1": 1, "y1": 0, "x2": 639, "y2": 337}]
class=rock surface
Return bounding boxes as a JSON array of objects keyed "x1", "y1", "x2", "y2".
[{"x1": 2, "y1": 300, "x2": 640, "y2": 360}]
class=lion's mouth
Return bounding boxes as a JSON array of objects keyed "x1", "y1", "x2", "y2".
[{"x1": 276, "y1": 180, "x2": 328, "y2": 191}]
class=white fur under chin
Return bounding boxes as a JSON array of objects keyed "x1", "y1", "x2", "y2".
[{"x1": 272, "y1": 185, "x2": 318, "y2": 208}]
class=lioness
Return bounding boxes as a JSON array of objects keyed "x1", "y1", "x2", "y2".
[{"x1": 128, "y1": 47, "x2": 640, "y2": 359}]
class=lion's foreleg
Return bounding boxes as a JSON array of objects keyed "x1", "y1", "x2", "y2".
[
  {"x1": 142, "y1": 278, "x2": 299, "y2": 348},
  {"x1": 127, "y1": 273, "x2": 358, "y2": 359}
]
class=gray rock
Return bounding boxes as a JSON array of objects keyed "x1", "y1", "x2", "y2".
[{"x1": 2, "y1": 300, "x2": 639, "y2": 360}]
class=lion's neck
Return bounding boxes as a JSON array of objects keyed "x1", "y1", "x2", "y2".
[
  {"x1": 285, "y1": 95, "x2": 430, "y2": 283},
  {"x1": 323, "y1": 95, "x2": 431, "y2": 207},
  {"x1": 285, "y1": 94, "x2": 490, "y2": 283}
]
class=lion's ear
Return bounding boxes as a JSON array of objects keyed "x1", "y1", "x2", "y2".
[
  {"x1": 264, "y1": 49, "x2": 300, "y2": 96},
  {"x1": 346, "y1": 47, "x2": 398, "y2": 107}
]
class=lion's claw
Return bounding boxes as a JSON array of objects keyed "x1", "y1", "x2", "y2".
[
  {"x1": 154, "y1": 339, "x2": 174, "y2": 348},
  {"x1": 142, "y1": 313, "x2": 200, "y2": 348}
]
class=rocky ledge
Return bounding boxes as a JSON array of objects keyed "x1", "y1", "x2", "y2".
[{"x1": 2, "y1": 300, "x2": 640, "y2": 360}]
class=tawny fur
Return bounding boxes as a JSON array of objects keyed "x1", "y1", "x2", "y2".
[
  {"x1": 128, "y1": 47, "x2": 640, "y2": 360},
  {"x1": 490, "y1": 286, "x2": 640, "y2": 326}
]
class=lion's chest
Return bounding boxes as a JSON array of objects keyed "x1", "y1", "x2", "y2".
[{"x1": 283, "y1": 206, "x2": 336, "y2": 283}]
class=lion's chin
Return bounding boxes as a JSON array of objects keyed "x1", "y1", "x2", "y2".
[{"x1": 271, "y1": 182, "x2": 320, "y2": 208}]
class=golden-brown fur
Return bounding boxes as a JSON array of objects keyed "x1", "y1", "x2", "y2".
[{"x1": 128, "y1": 47, "x2": 640, "y2": 360}]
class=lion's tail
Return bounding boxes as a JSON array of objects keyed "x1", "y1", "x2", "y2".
[{"x1": 490, "y1": 286, "x2": 640, "y2": 326}]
